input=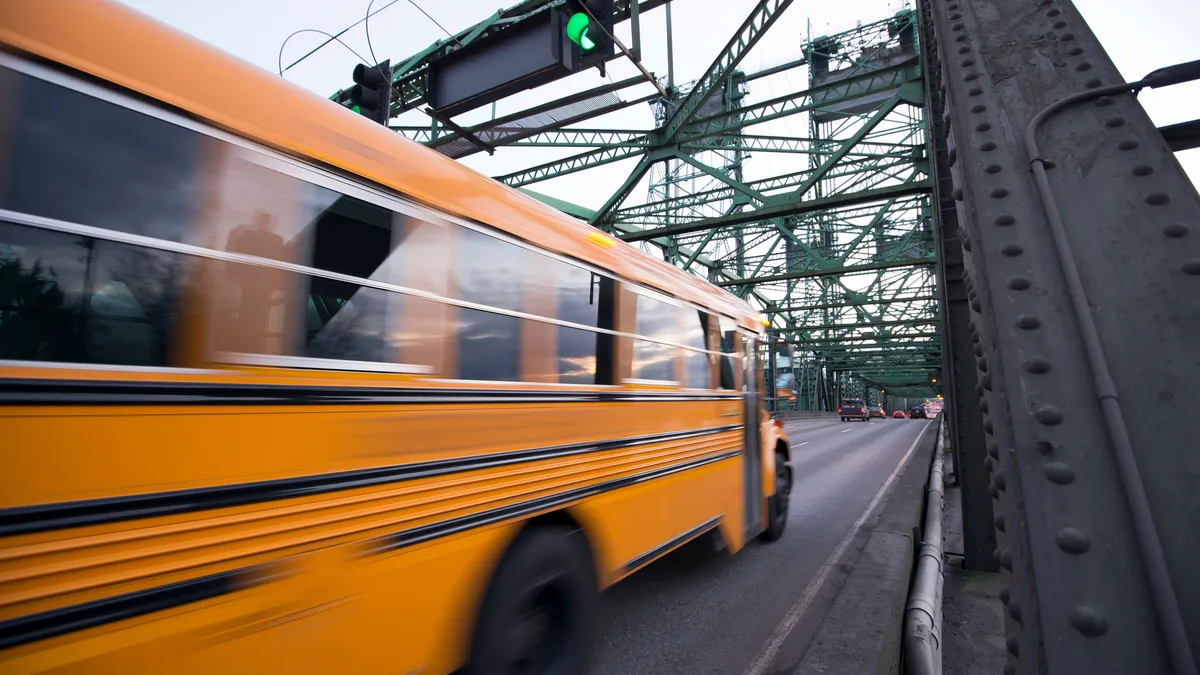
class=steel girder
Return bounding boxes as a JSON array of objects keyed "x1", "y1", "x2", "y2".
[
  {"x1": 493, "y1": 61, "x2": 922, "y2": 188},
  {"x1": 918, "y1": 1, "x2": 995, "y2": 575},
  {"x1": 922, "y1": 0, "x2": 1200, "y2": 671},
  {"x1": 659, "y1": 0, "x2": 794, "y2": 141},
  {"x1": 395, "y1": 129, "x2": 919, "y2": 154},
  {"x1": 395, "y1": 128, "x2": 652, "y2": 147},
  {"x1": 618, "y1": 181, "x2": 933, "y2": 241}
]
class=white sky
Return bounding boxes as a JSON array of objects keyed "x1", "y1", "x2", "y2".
[{"x1": 119, "y1": 0, "x2": 1198, "y2": 209}]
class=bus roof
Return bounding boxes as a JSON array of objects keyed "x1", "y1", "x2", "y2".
[{"x1": 0, "y1": 0, "x2": 766, "y2": 332}]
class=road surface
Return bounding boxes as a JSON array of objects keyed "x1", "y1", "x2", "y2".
[{"x1": 589, "y1": 416, "x2": 936, "y2": 675}]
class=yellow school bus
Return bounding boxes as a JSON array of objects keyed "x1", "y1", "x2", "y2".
[{"x1": 0, "y1": 2, "x2": 793, "y2": 673}]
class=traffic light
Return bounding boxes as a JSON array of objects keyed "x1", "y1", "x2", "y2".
[
  {"x1": 566, "y1": 11, "x2": 595, "y2": 51},
  {"x1": 350, "y1": 60, "x2": 392, "y2": 126},
  {"x1": 561, "y1": 0, "x2": 614, "y2": 71}
]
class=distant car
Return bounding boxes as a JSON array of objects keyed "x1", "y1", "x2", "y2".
[
  {"x1": 893, "y1": 410, "x2": 906, "y2": 419},
  {"x1": 909, "y1": 406, "x2": 927, "y2": 419},
  {"x1": 839, "y1": 399, "x2": 869, "y2": 422},
  {"x1": 868, "y1": 406, "x2": 885, "y2": 419}
]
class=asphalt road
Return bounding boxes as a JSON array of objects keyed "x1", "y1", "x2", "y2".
[{"x1": 589, "y1": 416, "x2": 936, "y2": 675}]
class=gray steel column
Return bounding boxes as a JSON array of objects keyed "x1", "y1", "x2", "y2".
[
  {"x1": 921, "y1": 0, "x2": 1200, "y2": 672},
  {"x1": 920, "y1": 3, "x2": 997, "y2": 570}
]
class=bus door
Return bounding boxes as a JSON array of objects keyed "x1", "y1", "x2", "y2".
[{"x1": 742, "y1": 333, "x2": 763, "y2": 540}]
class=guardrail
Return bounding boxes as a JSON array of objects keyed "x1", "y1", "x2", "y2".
[{"x1": 904, "y1": 417, "x2": 945, "y2": 675}]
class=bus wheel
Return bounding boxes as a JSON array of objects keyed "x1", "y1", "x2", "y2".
[
  {"x1": 761, "y1": 452, "x2": 792, "y2": 542},
  {"x1": 464, "y1": 526, "x2": 597, "y2": 675}
]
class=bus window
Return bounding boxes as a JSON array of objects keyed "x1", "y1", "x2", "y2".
[
  {"x1": 556, "y1": 261, "x2": 601, "y2": 327},
  {"x1": 555, "y1": 262, "x2": 614, "y2": 385},
  {"x1": 631, "y1": 292, "x2": 679, "y2": 383},
  {"x1": 457, "y1": 308, "x2": 520, "y2": 381},
  {"x1": 203, "y1": 149, "x2": 335, "y2": 359},
  {"x1": 302, "y1": 195, "x2": 404, "y2": 365},
  {"x1": 206, "y1": 147, "x2": 336, "y2": 264},
  {"x1": 453, "y1": 227, "x2": 527, "y2": 381},
  {"x1": 204, "y1": 149, "x2": 436, "y2": 372},
  {"x1": 396, "y1": 219, "x2": 450, "y2": 374},
  {"x1": 304, "y1": 277, "x2": 395, "y2": 365},
  {"x1": 0, "y1": 221, "x2": 183, "y2": 366},
  {"x1": 0, "y1": 67, "x2": 208, "y2": 244},
  {"x1": 681, "y1": 307, "x2": 711, "y2": 389},
  {"x1": 718, "y1": 316, "x2": 740, "y2": 390},
  {"x1": 0, "y1": 66, "x2": 197, "y2": 367}
]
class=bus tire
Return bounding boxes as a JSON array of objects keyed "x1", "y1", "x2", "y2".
[
  {"x1": 464, "y1": 525, "x2": 597, "y2": 675},
  {"x1": 761, "y1": 452, "x2": 792, "y2": 542}
]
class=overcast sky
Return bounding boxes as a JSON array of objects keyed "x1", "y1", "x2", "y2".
[{"x1": 118, "y1": 0, "x2": 1197, "y2": 209}]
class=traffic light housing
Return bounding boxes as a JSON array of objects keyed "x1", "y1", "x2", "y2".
[
  {"x1": 422, "y1": 2, "x2": 619, "y2": 117},
  {"x1": 350, "y1": 60, "x2": 392, "y2": 126},
  {"x1": 561, "y1": 0, "x2": 614, "y2": 72}
]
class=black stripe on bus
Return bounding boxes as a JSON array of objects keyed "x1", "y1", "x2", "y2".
[
  {"x1": 0, "y1": 425, "x2": 742, "y2": 537},
  {"x1": 0, "y1": 564, "x2": 279, "y2": 651},
  {"x1": 367, "y1": 450, "x2": 741, "y2": 554},
  {"x1": 0, "y1": 379, "x2": 743, "y2": 405},
  {"x1": 620, "y1": 517, "x2": 722, "y2": 576}
]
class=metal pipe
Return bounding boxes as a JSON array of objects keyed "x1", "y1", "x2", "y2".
[
  {"x1": 665, "y1": 2, "x2": 675, "y2": 95},
  {"x1": 1024, "y1": 61, "x2": 1200, "y2": 675},
  {"x1": 903, "y1": 417, "x2": 944, "y2": 675},
  {"x1": 630, "y1": 0, "x2": 641, "y2": 61}
]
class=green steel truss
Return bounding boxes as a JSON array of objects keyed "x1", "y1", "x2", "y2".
[{"x1": 334, "y1": 2, "x2": 939, "y2": 408}]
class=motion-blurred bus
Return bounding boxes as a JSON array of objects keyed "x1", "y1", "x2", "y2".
[{"x1": 0, "y1": 2, "x2": 793, "y2": 674}]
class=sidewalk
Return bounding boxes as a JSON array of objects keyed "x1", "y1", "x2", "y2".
[{"x1": 941, "y1": 460, "x2": 1007, "y2": 673}]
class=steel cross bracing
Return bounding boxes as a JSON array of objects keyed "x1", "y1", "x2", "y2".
[
  {"x1": 337, "y1": 1, "x2": 941, "y2": 403},
  {"x1": 612, "y1": 34, "x2": 936, "y2": 402},
  {"x1": 571, "y1": 9, "x2": 937, "y2": 404},
  {"x1": 491, "y1": 61, "x2": 922, "y2": 187},
  {"x1": 921, "y1": 0, "x2": 1200, "y2": 671}
]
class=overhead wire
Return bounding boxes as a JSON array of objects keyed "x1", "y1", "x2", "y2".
[
  {"x1": 363, "y1": 0, "x2": 394, "y2": 96},
  {"x1": 406, "y1": 0, "x2": 463, "y2": 46},
  {"x1": 279, "y1": 0, "x2": 460, "y2": 80},
  {"x1": 280, "y1": 0, "x2": 402, "y2": 75},
  {"x1": 365, "y1": 0, "x2": 381, "y2": 66},
  {"x1": 277, "y1": 29, "x2": 375, "y2": 77}
]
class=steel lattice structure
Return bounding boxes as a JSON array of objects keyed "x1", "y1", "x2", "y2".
[
  {"x1": 348, "y1": 0, "x2": 942, "y2": 409},
  {"x1": 334, "y1": 0, "x2": 1200, "y2": 667}
]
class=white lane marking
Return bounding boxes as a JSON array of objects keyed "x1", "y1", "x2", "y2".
[
  {"x1": 742, "y1": 421, "x2": 932, "y2": 675},
  {"x1": 840, "y1": 428, "x2": 854, "y2": 433},
  {"x1": 797, "y1": 442, "x2": 810, "y2": 446}
]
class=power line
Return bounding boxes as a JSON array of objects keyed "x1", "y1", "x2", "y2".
[
  {"x1": 365, "y1": 0, "x2": 382, "y2": 66},
  {"x1": 279, "y1": 0, "x2": 461, "y2": 77},
  {"x1": 281, "y1": 0, "x2": 402, "y2": 74},
  {"x1": 407, "y1": 0, "x2": 463, "y2": 46},
  {"x1": 278, "y1": 28, "x2": 375, "y2": 77}
]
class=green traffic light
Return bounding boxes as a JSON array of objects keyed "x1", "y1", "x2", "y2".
[
  {"x1": 351, "y1": 104, "x2": 361, "y2": 114},
  {"x1": 566, "y1": 12, "x2": 596, "y2": 51}
]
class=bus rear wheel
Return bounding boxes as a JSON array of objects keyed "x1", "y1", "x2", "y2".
[{"x1": 464, "y1": 525, "x2": 597, "y2": 675}]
